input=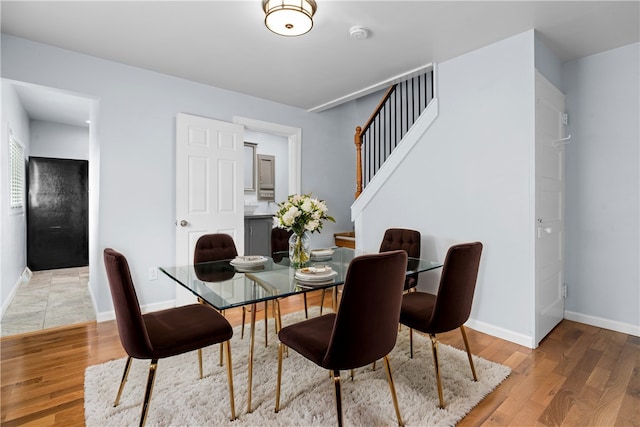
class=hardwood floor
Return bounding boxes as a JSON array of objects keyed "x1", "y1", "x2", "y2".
[{"x1": 1, "y1": 291, "x2": 638, "y2": 426}]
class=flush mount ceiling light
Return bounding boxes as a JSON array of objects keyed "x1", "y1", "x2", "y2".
[{"x1": 262, "y1": 0, "x2": 317, "y2": 37}]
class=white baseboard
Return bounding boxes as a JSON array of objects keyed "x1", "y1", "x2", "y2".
[
  {"x1": 564, "y1": 310, "x2": 640, "y2": 337},
  {"x1": 465, "y1": 312, "x2": 640, "y2": 350},
  {"x1": 465, "y1": 318, "x2": 535, "y2": 348},
  {"x1": 87, "y1": 281, "x2": 98, "y2": 320},
  {"x1": 1, "y1": 276, "x2": 23, "y2": 318},
  {"x1": 96, "y1": 299, "x2": 176, "y2": 323}
]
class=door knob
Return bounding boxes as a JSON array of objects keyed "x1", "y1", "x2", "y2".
[{"x1": 179, "y1": 220, "x2": 188, "y2": 227}]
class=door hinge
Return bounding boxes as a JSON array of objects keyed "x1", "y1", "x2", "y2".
[
  {"x1": 562, "y1": 284, "x2": 567, "y2": 298},
  {"x1": 562, "y1": 113, "x2": 568, "y2": 126}
]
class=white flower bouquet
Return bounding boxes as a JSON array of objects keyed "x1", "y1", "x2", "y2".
[
  {"x1": 274, "y1": 194, "x2": 335, "y2": 235},
  {"x1": 274, "y1": 194, "x2": 335, "y2": 267}
]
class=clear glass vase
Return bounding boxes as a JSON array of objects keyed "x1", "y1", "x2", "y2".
[{"x1": 289, "y1": 231, "x2": 311, "y2": 268}]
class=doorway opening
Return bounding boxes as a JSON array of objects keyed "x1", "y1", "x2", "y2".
[
  {"x1": 233, "y1": 116, "x2": 301, "y2": 197},
  {"x1": 1, "y1": 80, "x2": 99, "y2": 336}
]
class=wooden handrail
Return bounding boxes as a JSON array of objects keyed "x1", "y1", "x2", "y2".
[
  {"x1": 354, "y1": 126, "x2": 363, "y2": 198},
  {"x1": 356, "y1": 85, "x2": 395, "y2": 199},
  {"x1": 354, "y1": 69, "x2": 434, "y2": 200},
  {"x1": 361, "y1": 85, "x2": 397, "y2": 134}
]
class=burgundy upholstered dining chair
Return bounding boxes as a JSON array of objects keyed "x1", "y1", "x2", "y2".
[
  {"x1": 275, "y1": 250, "x2": 408, "y2": 427},
  {"x1": 379, "y1": 228, "x2": 421, "y2": 291},
  {"x1": 103, "y1": 248, "x2": 235, "y2": 427},
  {"x1": 399, "y1": 241, "x2": 483, "y2": 409},
  {"x1": 270, "y1": 227, "x2": 292, "y2": 263},
  {"x1": 193, "y1": 233, "x2": 238, "y2": 264},
  {"x1": 194, "y1": 233, "x2": 272, "y2": 344},
  {"x1": 194, "y1": 232, "x2": 246, "y2": 338}
]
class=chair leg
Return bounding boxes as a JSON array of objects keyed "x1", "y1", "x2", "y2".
[
  {"x1": 203, "y1": 300, "x2": 227, "y2": 367},
  {"x1": 273, "y1": 300, "x2": 278, "y2": 333},
  {"x1": 332, "y1": 369, "x2": 344, "y2": 427},
  {"x1": 383, "y1": 355, "x2": 404, "y2": 427},
  {"x1": 139, "y1": 359, "x2": 158, "y2": 427},
  {"x1": 114, "y1": 356, "x2": 132, "y2": 406},
  {"x1": 273, "y1": 300, "x2": 287, "y2": 358},
  {"x1": 275, "y1": 299, "x2": 282, "y2": 332},
  {"x1": 198, "y1": 348, "x2": 203, "y2": 379},
  {"x1": 224, "y1": 340, "x2": 236, "y2": 420},
  {"x1": 275, "y1": 342, "x2": 284, "y2": 413},
  {"x1": 460, "y1": 325, "x2": 478, "y2": 381},
  {"x1": 409, "y1": 328, "x2": 414, "y2": 359},
  {"x1": 429, "y1": 334, "x2": 445, "y2": 409},
  {"x1": 303, "y1": 293, "x2": 309, "y2": 318},
  {"x1": 241, "y1": 306, "x2": 246, "y2": 339},
  {"x1": 320, "y1": 289, "x2": 326, "y2": 315}
]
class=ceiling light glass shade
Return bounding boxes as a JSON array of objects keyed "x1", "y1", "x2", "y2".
[{"x1": 263, "y1": 0, "x2": 317, "y2": 37}]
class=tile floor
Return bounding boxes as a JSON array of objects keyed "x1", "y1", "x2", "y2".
[{"x1": 1, "y1": 266, "x2": 96, "y2": 337}]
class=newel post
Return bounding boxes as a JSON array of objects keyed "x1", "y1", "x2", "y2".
[{"x1": 354, "y1": 126, "x2": 363, "y2": 199}]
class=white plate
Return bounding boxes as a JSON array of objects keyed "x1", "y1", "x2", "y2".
[
  {"x1": 295, "y1": 266, "x2": 337, "y2": 282},
  {"x1": 310, "y1": 255, "x2": 333, "y2": 261},
  {"x1": 296, "y1": 279, "x2": 335, "y2": 288},
  {"x1": 310, "y1": 248, "x2": 335, "y2": 257},
  {"x1": 230, "y1": 256, "x2": 268, "y2": 267},
  {"x1": 232, "y1": 265, "x2": 265, "y2": 273}
]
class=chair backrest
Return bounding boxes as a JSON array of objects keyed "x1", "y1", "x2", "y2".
[
  {"x1": 271, "y1": 228, "x2": 292, "y2": 262},
  {"x1": 379, "y1": 228, "x2": 421, "y2": 258},
  {"x1": 429, "y1": 242, "x2": 483, "y2": 333},
  {"x1": 323, "y1": 250, "x2": 408, "y2": 369},
  {"x1": 271, "y1": 227, "x2": 292, "y2": 253},
  {"x1": 103, "y1": 248, "x2": 154, "y2": 359},
  {"x1": 379, "y1": 228, "x2": 421, "y2": 289},
  {"x1": 194, "y1": 233, "x2": 238, "y2": 264}
]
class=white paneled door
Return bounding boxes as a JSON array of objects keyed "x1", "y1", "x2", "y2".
[
  {"x1": 535, "y1": 72, "x2": 566, "y2": 345},
  {"x1": 175, "y1": 113, "x2": 244, "y2": 306}
]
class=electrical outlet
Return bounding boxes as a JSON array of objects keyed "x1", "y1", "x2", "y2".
[{"x1": 149, "y1": 267, "x2": 158, "y2": 281}]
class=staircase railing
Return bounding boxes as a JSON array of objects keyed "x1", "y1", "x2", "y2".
[{"x1": 354, "y1": 69, "x2": 434, "y2": 198}]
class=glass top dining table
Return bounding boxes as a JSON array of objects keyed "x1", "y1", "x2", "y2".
[
  {"x1": 159, "y1": 247, "x2": 443, "y2": 311},
  {"x1": 159, "y1": 247, "x2": 443, "y2": 414}
]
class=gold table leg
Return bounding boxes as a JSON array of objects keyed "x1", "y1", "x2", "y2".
[
  {"x1": 247, "y1": 302, "x2": 257, "y2": 413},
  {"x1": 264, "y1": 301, "x2": 268, "y2": 347}
]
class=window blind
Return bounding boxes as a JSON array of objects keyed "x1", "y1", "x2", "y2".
[{"x1": 9, "y1": 133, "x2": 24, "y2": 209}]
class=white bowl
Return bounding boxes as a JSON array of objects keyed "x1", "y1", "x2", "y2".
[{"x1": 244, "y1": 204, "x2": 258, "y2": 215}]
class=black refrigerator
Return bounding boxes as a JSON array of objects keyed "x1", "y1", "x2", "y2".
[{"x1": 27, "y1": 157, "x2": 89, "y2": 271}]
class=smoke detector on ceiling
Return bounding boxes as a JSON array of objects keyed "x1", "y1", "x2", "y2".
[{"x1": 349, "y1": 26, "x2": 369, "y2": 40}]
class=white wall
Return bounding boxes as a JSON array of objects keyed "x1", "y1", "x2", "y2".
[
  {"x1": 30, "y1": 120, "x2": 89, "y2": 160},
  {"x1": 0, "y1": 81, "x2": 30, "y2": 315},
  {"x1": 563, "y1": 43, "x2": 640, "y2": 334},
  {"x1": 354, "y1": 31, "x2": 537, "y2": 346},
  {"x1": 534, "y1": 32, "x2": 563, "y2": 90},
  {"x1": 1, "y1": 34, "x2": 355, "y2": 318}
]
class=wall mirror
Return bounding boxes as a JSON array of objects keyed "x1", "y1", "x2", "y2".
[{"x1": 244, "y1": 142, "x2": 257, "y2": 191}]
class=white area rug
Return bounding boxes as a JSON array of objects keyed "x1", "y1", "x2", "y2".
[{"x1": 85, "y1": 310, "x2": 510, "y2": 426}]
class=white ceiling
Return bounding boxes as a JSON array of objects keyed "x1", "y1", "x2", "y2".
[
  {"x1": 2, "y1": 1, "x2": 638, "y2": 123},
  {"x1": 11, "y1": 84, "x2": 93, "y2": 128}
]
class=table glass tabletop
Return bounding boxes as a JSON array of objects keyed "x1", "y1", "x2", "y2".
[{"x1": 159, "y1": 247, "x2": 442, "y2": 311}]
